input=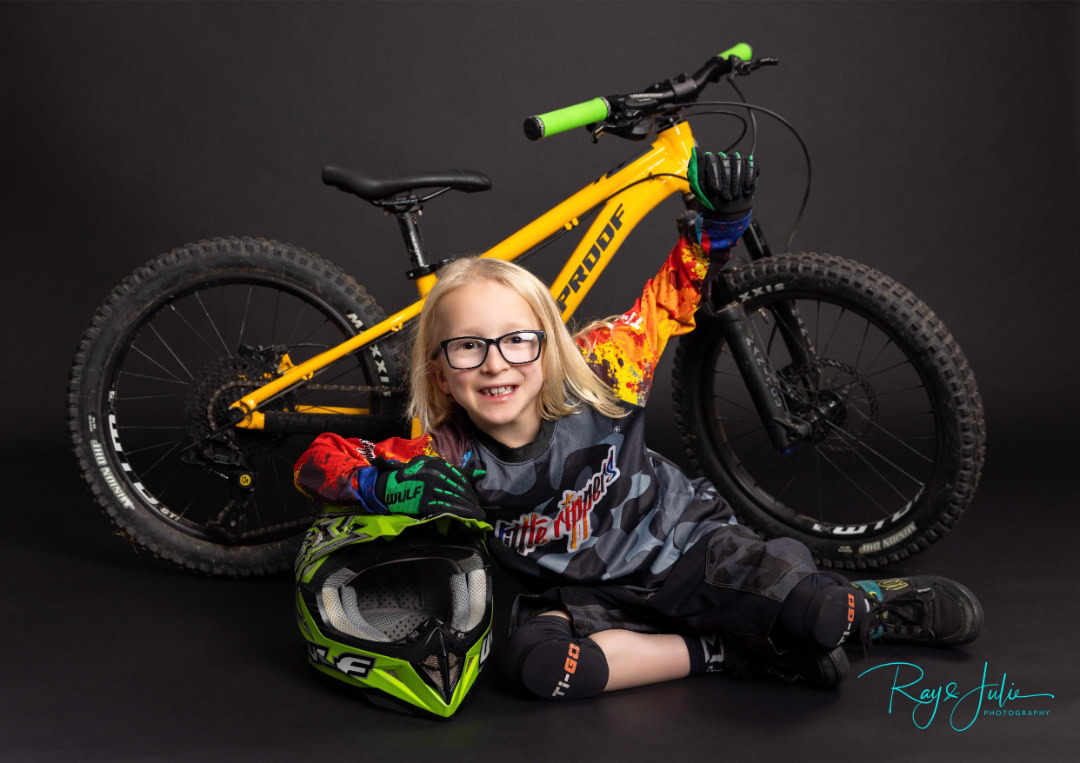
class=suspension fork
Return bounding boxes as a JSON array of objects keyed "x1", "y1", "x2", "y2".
[
  {"x1": 702, "y1": 221, "x2": 817, "y2": 453},
  {"x1": 741, "y1": 221, "x2": 818, "y2": 372}
]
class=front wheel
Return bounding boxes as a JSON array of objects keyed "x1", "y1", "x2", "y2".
[
  {"x1": 68, "y1": 237, "x2": 406, "y2": 576},
  {"x1": 673, "y1": 252, "x2": 985, "y2": 569}
]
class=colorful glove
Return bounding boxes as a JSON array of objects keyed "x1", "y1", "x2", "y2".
[
  {"x1": 687, "y1": 146, "x2": 759, "y2": 251},
  {"x1": 353, "y1": 455, "x2": 486, "y2": 519},
  {"x1": 687, "y1": 146, "x2": 758, "y2": 220}
]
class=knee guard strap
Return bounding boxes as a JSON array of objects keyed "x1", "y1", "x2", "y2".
[{"x1": 503, "y1": 615, "x2": 609, "y2": 701}]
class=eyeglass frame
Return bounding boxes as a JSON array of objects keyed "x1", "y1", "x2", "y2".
[{"x1": 434, "y1": 330, "x2": 546, "y2": 370}]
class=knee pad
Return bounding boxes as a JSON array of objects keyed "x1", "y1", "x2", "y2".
[
  {"x1": 777, "y1": 572, "x2": 868, "y2": 649},
  {"x1": 502, "y1": 615, "x2": 609, "y2": 701}
]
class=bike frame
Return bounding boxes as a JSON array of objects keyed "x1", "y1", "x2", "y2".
[{"x1": 230, "y1": 121, "x2": 698, "y2": 431}]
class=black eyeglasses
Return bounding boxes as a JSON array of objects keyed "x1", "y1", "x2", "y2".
[{"x1": 435, "y1": 330, "x2": 545, "y2": 370}]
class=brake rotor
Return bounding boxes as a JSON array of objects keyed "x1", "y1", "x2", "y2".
[{"x1": 783, "y1": 358, "x2": 878, "y2": 452}]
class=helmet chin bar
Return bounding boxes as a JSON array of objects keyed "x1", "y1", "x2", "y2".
[{"x1": 414, "y1": 623, "x2": 466, "y2": 704}]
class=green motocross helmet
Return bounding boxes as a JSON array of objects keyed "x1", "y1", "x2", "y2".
[{"x1": 295, "y1": 512, "x2": 495, "y2": 719}]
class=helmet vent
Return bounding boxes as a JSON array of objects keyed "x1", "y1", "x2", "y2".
[{"x1": 420, "y1": 653, "x2": 461, "y2": 693}]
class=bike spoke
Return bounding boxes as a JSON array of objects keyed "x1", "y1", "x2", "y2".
[
  {"x1": 141, "y1": 439, "x2": 184, "y2": 476},
  {"x1": 271, "y1": 459, "x2": 292, "y2": 522},
  {"x1": 153, "y1": 461, "x2": 186, "y2": 504},
  {"x1": 863, "y1": 336, "x2": 894, "y2": 377},
  {"x1": 812, "y1": 444, "x2": 891, "y2": 516},
  {"x1": 169, "y1": 303, "x2": 223, "y2": 359},
  {"x1": 822, "y1": 424, "x2": 912, "y2": 504},
  {"x1": 864, "y1": 357, "x2": 914, "y2": 379},
  {"x1": 296, "y1": 317, "x2": 332, "y2": 345},
  {"x1": 815, "y1": 300, "x2": 821, "y2": 353},
  {"x1": 820, "y1": 306, "x2": 846, "y2": 358},
  {"x1": 220, "y1": 285, "x2": 229, "y2": 353},
  {"x1": 774, "y1": 469, "x2": 799, "y2": 501},
  {"x1": 195, "y1": 291, "x2": 232, "y2": 357},
  {"x1": 843, "y1": 405, "x2": 935, "y2": 464},
  {"x1": 817, "y1": 415, "x2": 929, "y2": 483},
  {"x1": 148, "y1": 323, "x2": 195, "y2": 381},
  {"x1": 710, "y1": 393, "x2": 759, "y2": 418},
  {"x1": 177, "y1": 492, "x2": 200, "y2": 520},
  {"x1": 271, "y1": 290, "x2": 282, "y2": 344},
  {"x1": 114, "y1": 393, "x2": 182, "y2": 402},
  {"x1": 124, "y1": 438, "x2": 182, "y2": 456},
  {"x1": 813, "y1": 445, "x2": 824, "y2": 518},
  {"x1": 721, "y1": 425, "x2": 768, "y2": 446},
  {"x1": 130, "y1": 345, "x2": 187, "y2": 385},
  {"x1": 118, "y1": 370, "x2": 190, "y2": 386},
  {"x1": 236, "y1": 285, "x2": 253, "y2": 349},
  {"x1": 853, "y1": 318, "x2": 872, "y2": 372},
  {"x1": 873, "y1": 384, "x2": 928, "y2": 397},
  {"x1": 285, "y1": 302, "x2": 305, "y2": 345}
]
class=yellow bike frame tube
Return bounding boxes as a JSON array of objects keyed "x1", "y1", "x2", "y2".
[{"x1": 231, "y1": 121, "x2": 696, "y2": 427}]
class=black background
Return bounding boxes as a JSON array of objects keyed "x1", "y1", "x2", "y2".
[{"x1": 2, "y1": 2, "x2": 1078, "y2": 761}]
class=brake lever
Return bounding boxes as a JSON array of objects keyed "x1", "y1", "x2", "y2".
[{"x1": 734, "y1": 56, "x2": 780, "y2": 75}]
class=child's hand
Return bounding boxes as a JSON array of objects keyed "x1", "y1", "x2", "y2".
[
  {"x1": 372, "y1": 455, "x2": 486, "y2": 519},
  {"x1": 687, "y1": 146, "x2": 759, "y2": 222}
]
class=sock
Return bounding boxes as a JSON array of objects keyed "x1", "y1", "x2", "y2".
[
  {"x1": 777, "y1": 572, "x2": 872, "y2": 649},
  {"x1": 682, "y1": 632, "x2": 725, "y2": 675}
]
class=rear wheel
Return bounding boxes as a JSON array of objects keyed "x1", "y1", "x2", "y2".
[
  {"x1": 68, "y1": 237, "x2": 405, "y2": 576},
  {"x1": 673, "y1": 252, "x2": 985, "y2": 569}
]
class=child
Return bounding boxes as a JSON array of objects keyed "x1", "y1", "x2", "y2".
[{"x1": 294, "y1": 149, "x2": 982, "y2": 700}]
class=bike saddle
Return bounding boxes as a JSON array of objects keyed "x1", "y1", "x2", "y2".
[{"x1": 322, "y1": 166, "x2": 492, "y2": 201}]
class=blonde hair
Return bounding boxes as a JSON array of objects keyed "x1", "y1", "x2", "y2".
[{"x1": 407, "y1": 257, "x2": 629, "y2": 432}]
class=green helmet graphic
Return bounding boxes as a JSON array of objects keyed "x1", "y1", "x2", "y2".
[{"x1": 295, "y1": 512, "x2": 494, "y2": 719}]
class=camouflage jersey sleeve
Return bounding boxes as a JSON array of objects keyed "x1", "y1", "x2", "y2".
[{"x1": 575, "y1": 232, "x2": 710, "y2": 407}]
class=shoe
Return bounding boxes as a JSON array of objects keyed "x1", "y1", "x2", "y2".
[
  {"x1": 852, "y1": 576, "x2": 983, "y2": 647},
  {"x1": 724, "y1": 639, "x2": 850, "y2": 689}
]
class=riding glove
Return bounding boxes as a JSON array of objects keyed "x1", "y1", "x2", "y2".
[
  {"x1": 687, "y1": 146, "x2": 759, "y2": 250},
  {"x1": 354, "y1": 455, "x2": 486, "y2": 519}
]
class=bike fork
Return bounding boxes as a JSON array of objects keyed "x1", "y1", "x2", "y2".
[{"x1": 702, "y1": 221, "x2": 815, "y2": 453}]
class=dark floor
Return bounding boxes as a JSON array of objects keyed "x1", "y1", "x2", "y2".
[{"x1": 4, "y1": 436, "x2": 1076, "y2": 762}]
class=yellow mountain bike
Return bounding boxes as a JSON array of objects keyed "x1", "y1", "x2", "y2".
[{"x1": 68, "y1": 45, "x2": 985, "y2": 576}]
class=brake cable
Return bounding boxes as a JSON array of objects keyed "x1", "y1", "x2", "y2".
[{"x1": 678, "y1": 99, "x2": 813, "y2": 251}]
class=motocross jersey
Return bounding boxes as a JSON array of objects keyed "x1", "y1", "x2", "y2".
[{"x1": 294, "y1": 219, "x2": 751, "y2": 597}]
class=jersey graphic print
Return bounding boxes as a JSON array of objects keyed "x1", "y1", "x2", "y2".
[{"x1": 494, "y1": 445, "x2": 620, "y2": 556}]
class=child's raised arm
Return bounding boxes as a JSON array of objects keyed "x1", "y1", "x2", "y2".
[{"x1": 577, "y1": 149, "x2": 759, "y2": 407}]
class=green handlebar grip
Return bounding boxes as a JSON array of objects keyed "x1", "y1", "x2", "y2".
[
  {"x1": 523, "y1": 97, "x2": 611, "y2": 141},
  {"x1": 716, "y1": 43, "x2": 752, "y2": 62}
]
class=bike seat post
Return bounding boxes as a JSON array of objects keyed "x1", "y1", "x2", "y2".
[{"x1": 394, "y1": 204, "x2": 429, "y2": 271}]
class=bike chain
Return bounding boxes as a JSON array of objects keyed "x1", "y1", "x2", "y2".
[{"x1": 207, "y1": 380, "x2": 397, "y2": 429}]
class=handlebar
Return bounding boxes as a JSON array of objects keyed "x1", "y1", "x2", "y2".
[{"x1": 523, "y1": 43, "x2": 759, "y2": 141}]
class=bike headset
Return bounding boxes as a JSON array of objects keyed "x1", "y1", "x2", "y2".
[
  {"x1": 295, "y1": 512, "x2": 494, "y2": 719},
  {"x1": 515, "y1": 51, "x2": 814, "y2": 267}
]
